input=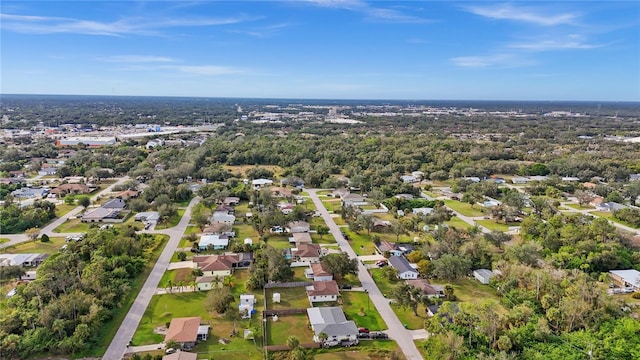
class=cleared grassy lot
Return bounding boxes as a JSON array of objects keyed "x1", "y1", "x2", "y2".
[
  {"x1": 53, "y1": 218, "x2": 91, "y2": 233},
  {"x1": 391, "y1": 303, "x2": 428, "y2": 330},
  {"x1": 342, "y1": 229, "x2": 377, "y2": 256},
  {"x1": 475, "y1": 219, "x2": 513, "y2": 232},
  {"x1": 342, "y1": 291, "x2": 387, "y2": 331},
  {"x1": 444, "y1": 200, "x2": 487, "y2": 217},
  {"x1": 54, "y1": 203, "x2": 77, "y2": 217},
  {"x1": 2, "y1": 236, "x2": 67, "y2": 254},
  {"x1": 266, "y1": 313, "x2": 315, "y2": 345},
  {"x1": 564, "y1": 203, "x2": 595, "y2": 210},
  {"x1": 443, "y1": 216, "x2": 473, "y2": 230},
  {"x1": 312, "y1": 339, "x2": 399, "y2": 359},
  {"x1": 154, "y1": 209, "x2": 185, "y2": 230}
]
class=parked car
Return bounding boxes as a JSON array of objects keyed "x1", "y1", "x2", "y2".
[
  {"x1": 341, "y1": 339, "x2": 359, "y2": 347},
  {"x1": 370, "y1": 332, "x2": 389, "y2": 339},
  {"x1": 375, "y1": 260, "x2": 388, "y2": 267},
  {"x1": 322, "y1": 340, "x2": 340, "y2": 348},
  {"x1": 357, "y1": 333, "x2": 370, "y2": 339},
  {"x1": 358, "y1": 327, "x2": 369, "y2": 333},
  {"x1": 340, "y1": 284, "x2": 352, "y2": 290},
  {"x1": 190, "y1": 248, "x2": 201, "y2": 253}
]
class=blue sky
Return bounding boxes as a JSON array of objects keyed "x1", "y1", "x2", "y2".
[{"x1": 1, "y1": 1, "x2": 638, "y2": 101}]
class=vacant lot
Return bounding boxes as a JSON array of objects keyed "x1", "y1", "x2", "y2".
[
  {"x1": 266, "y1": 313, "x2": 314, "y2": 345},
  {"x1": 265, "y1": 286, "x2": 310, "y2": 310},
  {"x1": 3, "y1": 236, "x2": 66, "y2": 254},
  {"x1": 444, "y1": 200, "x2": 487, "y2": 217},
  {"x1": 342, "y1": 291, "x2": 386, "y2": 331},
  {"x1": 53, "y1": 219, "x2": 90, "y2": 233}
]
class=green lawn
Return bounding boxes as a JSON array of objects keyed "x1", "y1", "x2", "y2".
[
  {"x1": 342, "y1": 291, "x2": 387, "y2": 331},
  {"x1": 322, "y1": 200, "x2": 341, "y2": 213},
  {"x1": 2, "y1": 237, "x2": 67, "y2": 254},
  {"x1": 159, "y1": 268, "x2": 195, "y2": 288},
  {"x1": 475, "y1": 220, "x2": 513, "y2": 232},
  {"x1": 391, "y1": 303, "x2": 428, "y2": 330},
  {"x1": 333, "y1": 216, "x2": 347, "y2": 225},
  {"x1": 55, "y1": 203, "x2": 78, "y2": 217},
  {"x1": 369, "y1": 268, "x2": 400, "y2": 298},
  {"x1": 80, "y1": 234, "x2": 169, "y2": 357},
  {"x1": 444, "y1": 200, "x2": 487, "y2": 217},
  {"x1": 176, "y1": 195, "x2": 194, "y2": 207},
  {"x1": 342, "y1": 229, "x2": 377, "y2": 256},
  {"x1": 266, "y1": 235, "x2": 292, "y2": 249},
  {"x1": 234, "y1": 223, "x2": 260, "y2": 242},
  {"x1": 0, "y1": 238, "x2": 9, "y2": 244},
  {"x1": 431, "y1": 278, "x2": 504, "y2": 309},
  {"x1": 443, "y1": 216, "x2": 473, "y2": 230},
  {"x1": 267, "y1": 313, "x2": 314, "y2": 345},
  {"x1": 52, "y1": 219, "x2": 91, "y2": 233},
  {"x1": 154, "y1": 209, "x2": 185, "y2": 230},
  {"x1": 265, "y1": 287, "x2": 310, "y2": 309},
  {"x1": 340, "y1": 274, "x2": 362, "y2": 287},
  {"x1": 564, "y1": 203, "x2": 595, "y2": 210},
  {"x1": 312, "y1": 233, "x2": 336, "y2": 244}
]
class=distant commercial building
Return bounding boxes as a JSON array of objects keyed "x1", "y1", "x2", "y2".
[{"x1": 56, "y1": 137, "x2": 116, "y2": 147}]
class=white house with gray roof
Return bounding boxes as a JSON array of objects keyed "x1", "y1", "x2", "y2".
[
  {"x1": 306, "y1": 307, "x2": 358, "y2": 343},
  {"x1": 388, "y1": 256, "x2": 418, "y2": 280}
]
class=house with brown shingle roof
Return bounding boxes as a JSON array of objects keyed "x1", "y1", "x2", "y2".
[
  {"x1": 306, "y1": 280, "x2": 339, "y2": 303},
  {"x1": 307, "y1": 263, "x2": 333, "y2": 282},
  {"x1": 163, "y1": 351, "x2": 197, "y2": 360},
  {"x1": 193, "y1": 254, "x2": 239, "y2": 277},
  {"x1": 406, "y1": 279, "x2": 445, "y2": 298},
  {"x1": 164, "y1": 317, "x2": 209, "y2": 350},
  {"x1": 50, "y1": 183, "x2": 94, "y2": 197},
  {"x1": 293, "y1": 243, "x2": 322, "y2": 263}
]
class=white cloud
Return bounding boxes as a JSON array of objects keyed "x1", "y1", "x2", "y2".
[
  {"x1": 0, "y1": 12, "x2": 258, "y2": 36},
  {"x1": 451, "y1": 53, "x2": 534, "y2": 68},
  {"x1": 464, "y1": 4, "x2": 578, "y2": 26},
  {"x1": 302, "y1": 0, "x2": 429, "y2": 23},
  {"x1": 510, "y1": 36, "x2": 604, "y2": 51}
]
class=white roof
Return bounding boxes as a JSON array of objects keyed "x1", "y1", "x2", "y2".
[
  {"x1": 610, "y1": 270, "x2": 640, "y2": 287},
  {"x1": 199, "y1": 235, "x2": 229, "y2": 247},
  {"x1": 252, "y1": 179, "x2": 273, "y2": 185}
]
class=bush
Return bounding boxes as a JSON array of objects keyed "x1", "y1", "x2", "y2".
[
  {"x1": 632, "y1": 292, "x2": 640, "y2": 299},
  {"x1": 40, "y1": 234, "x2": 50, "y2": 242}
]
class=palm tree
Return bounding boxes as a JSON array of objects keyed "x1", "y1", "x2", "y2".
[
  {"x1": 444, "y1": 284, "x2": 455, "y2": 300},
  {"x1": 286, "y1": 335, "x2": 300, "y2": 350},
  {"x1": 318, "y1": 332, "x2": 328, "y2": 345},
  {"x1": 166, "y1": 279, "x2": 173, "y2": 293}
]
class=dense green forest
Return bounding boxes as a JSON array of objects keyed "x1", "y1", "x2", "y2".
[{"x1": 0, "y1": 228, "x2": 160, "y2": 358}]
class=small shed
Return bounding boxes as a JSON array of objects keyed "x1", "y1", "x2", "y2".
[
  {"x1": 473, "y1": 269, "x2": 494, "y2": 285},
  {"x1": 273, "y1": 292, "x2": 281, "y2": 303}
]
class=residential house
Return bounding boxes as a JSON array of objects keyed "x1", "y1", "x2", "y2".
[
  {"x1": 271, "y1": 187, "x2": 293, "y2": 198},
  {"x1": 8, "y1": 170, "x2": 26, "y2": 178},
  {"x1": 306, "y1": 263, "x2": 333, "y2": 281},
  {"x1": 193, "y1": 254, "x2": 238, "y2": 277},
  {"x1": 376, "y1": 241, "x2": 402, "y2": 257},
  {"x1": 609, "y1": 270, "x2": 640, "y2": 290},
  {"x1": 114, "y1": 189, "x2": 139, "y2": 200},
  {"x1": 462, "y1": 177, "x2": 481, "y2": 183},
  {"x1": 211, "y1": 212, "x2": 235, "y2": 224},
  {"x1": 306, "y1": 280, "x2": 340, "y2": 303},
  {"x1": 331, "y1": 188, "x2": 350, "y2": 198},
  {"x1": 411, "y1": 171, "x2": 425, "y2": 181},
  {"x1": 473, "y1": 269, "x2": 495, "y2": 284},
  {"x1": 630, "y1": 174, "x2": 640, "y2": 182},
  {"x1": 279, "y1": 203, "x2": 296, "y2": 215},
  {"x1": 164, "y1": 317, "x2": 208, "y2": 350},
  {"x1": 134, "y1": 211, "x2": 160, "y2": 224},
  {"x1": 293, "y1": 243, "x2": 322, "y2": 263},
  {"x1": 394, "y1": 194, "x2": 414, "y2": 200},
  {"x1": 81, "y1": 207, "x2": 121, "y2": 223},
  {"x1": 102, "y1": 198, "x2": 126, "y2": 209},
  {"x1": 306, "y1": 307, "x2": 358, "y2": 343},
  {"x1": 595, "y1": 202, "x2": 628, "y2": 212},
  {"x1": 50, "y1": 183, "x2": 93, "y2": 197},
  {"x1": 238, "y1": 294, "x2": 256, "y2": 318},
  {"x1": 11, "y1": 187, "x2": 49, "y2": 199},
  {"x1": 38, "y1": 167, "x2": 58, "y2": 176},
  {"x1": 400, "y1": 175, "x2": 417, "y2": 183},
  {"x1": 372, "y1": 218, "x2": 392, "y2": 232},
  {"x1": 511, "y1": 177, "x2": 530, "y2": 184},
  {"x1": 412, "y1": 207, "x2": 433, "y2": 216},
  {"x1": 252, "y1": 178, "x2": 273, "y2": 190},
  {"x1": 198, "y1": 234, "x2": 229, "y2": 250},
  {"x1": 406, "y1": 279, "x2": 444, "y2": 298},
  {"x1": 223, "y1": 197, "x2": 240, "y2": 206},
  {"x1": 214, "y1": 204, "x2": 235, "y2": 214},
  {"x1": 341, "y1": 193, "x2": 367, "y2": 207},
  {"x1": 290, "y1": 232, "x2": 313, "y2": 245},
  {"x1": 202, "y1": 222, "x2": 233, "y2": 235},
  {"x1": 562, "y1": 176, "x2": 581, "y2": 182},
  {"x1": 388, "y1": 256, "x2": 418, "y2": 280},
  {"x1": 287, "y1": 221, "x2": 310, "y2": 233},
  {"x1": 0, "y1": 253, "x2": 49, "y2": 267}
]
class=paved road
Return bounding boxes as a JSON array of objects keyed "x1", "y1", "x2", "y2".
[
  {"x1": 103, "y1": 196, "x2": 201, "y2": 360},
  {"x1": 307, "y1": 189, "x2": 424, "y2": 360},
  {"x1": 560, "y1": 204, "x2": 640, "y2": 235},
  {"x1": 0, "y1": 176, "x2": 131, "y2": 249}
]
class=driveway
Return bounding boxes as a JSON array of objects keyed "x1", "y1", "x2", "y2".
[
  {"x1": 102, "y1": 196, "x2": 201, "y2": 360},
  {"x1": 307, "y1": 189, "x2": 424, "y2": 360}
]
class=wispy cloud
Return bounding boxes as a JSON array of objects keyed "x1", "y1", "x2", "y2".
[
  {"x1": 451, "y1": 53, "x2": 535, "y2": 68},
  {"x1": 463, "y1": 4, "x2": 578, "y2": 26},
  {"x1": 229, "y1": 22, "x2": 291, "y2": 38},
  {"x1": 0, "y1": 12, "x2": 258, "y2": 36},
  {"x1": 510, "y1": 35, "x2": 604, "y2": 51},
  {"x1": 104, "y1": 55, "x2": 177, "y2": 63},
  {"x1": 302, "y1": 0, "x2": 429, "y2": 24}
]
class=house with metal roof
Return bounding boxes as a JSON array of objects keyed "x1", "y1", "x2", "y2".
[
  {"x1": 388, "y1": 256, "x2": 418, "y2": 280},
  {"x1": 306, "y1": 307, "x2": 358, "y2": 343}
]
